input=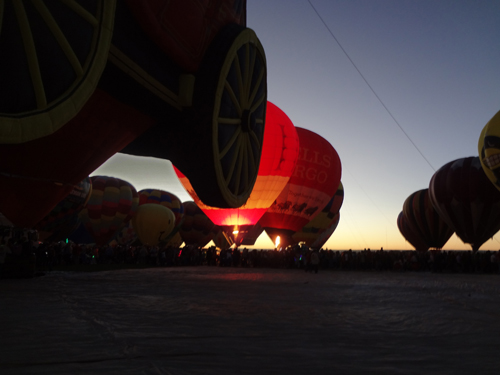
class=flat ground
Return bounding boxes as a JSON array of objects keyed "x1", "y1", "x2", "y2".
[{"x1": 1, "y1": 267, "x2": 499, "y2": 374}]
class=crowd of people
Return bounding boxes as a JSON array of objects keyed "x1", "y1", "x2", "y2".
[{"x1": 1, "y1": 235, "x2": 500, "y2": 279}]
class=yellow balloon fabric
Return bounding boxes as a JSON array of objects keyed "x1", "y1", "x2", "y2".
[
  {"x1": 132, "y1": 204, "x2": 175, "y2": 246},
  {"x1": 479, "y1": 110, "x2": 500, "y2": 190}
]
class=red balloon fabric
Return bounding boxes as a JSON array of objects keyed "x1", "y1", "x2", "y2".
[
  {"x1": 259, "y1": 127, "x2": 342, "y2": 247},
  {"x1": 175, "y1": 101, "x2": 299, "y2": 244},
  {"x1": 429, "y1": 156, "x2": 500, "y2": 251},
  {"x1": 402, "y1": 189, "x2": 453, "y2": 250}
]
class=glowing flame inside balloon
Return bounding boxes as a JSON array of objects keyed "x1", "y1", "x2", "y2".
[{"x1": 275, "y1": 236, "x2": 280, "y2": 248}]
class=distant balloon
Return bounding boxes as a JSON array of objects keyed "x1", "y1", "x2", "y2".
[
  {"x1": 292, "y1": 182, "x2": 344, "y2": 248},
  {"x1": 402, "y1": 189, "x2": 453, "y2": 250},
  {"x1": 110, "y1": 220, "x2": 137, "y2": 247},
  {"x1": 178, "y1": 201, "x2": 216, "y2": 248},
  {"x1": 259, "y1": 127, "x2": 342, "y2": 248},
  {"x1": 310, "y1": 212, "x2": 340, "y2": 250},
  {"x1": 79, "y1": 176, "x2": 139, "y2": 246},
  {"x1": 132, "y1": 204, "x2": 175, "y2": 246},
  {"x1": 478, "y1": 110, "x2": 500, "y2": 190},
  {"x1": 429, "y1": 157, "x2": 500, "y2": 252},
  {"x1": 175, "y1": 101, "x2": 299, "y2": 245},
  {"x1": 138, "y1": 189, "x2": 184, "y2": 240},
  {"x1": 397, "y1": 211, "x2": 428, "y2": 251},
  {"x1": 34, "y1": 177, "x2": 92, "y2": 242},
  {"x1": 166, "y1": 232, "x2": 183, "y2": 248}
]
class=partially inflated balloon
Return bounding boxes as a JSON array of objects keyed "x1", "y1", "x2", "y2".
[
  {"x1": 175, "y1": 101, "x2": 299, "y2": 245},
  {"x1": 397, "y1": 211, "x2": 428, "y2": 251},
  {"x1": 79, "y1": 176, "x2": 138, "y2": 246},
  {"x1": 429, "y1": 157, "x2": 500, "y2": 251},
  {"x1": 132, "y1": 204, "x2": 175, "y2": 246},
  {"x1": 34, "y1": 177, "x2": 92, "y2": 242},
  {"x1": 292, "y1": 182, "x2": 344, "y2": 248},
  {"x1": 478, "y1": 110, "x2": 500, "y2": 190},
  {"x1": 259, "y1": 127, "x2": 342, "y2": 248},
  {"x1": 402, "y1": 189, "x2": 453, "y2": 250}
]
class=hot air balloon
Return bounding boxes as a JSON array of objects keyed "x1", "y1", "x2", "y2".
[
  {"x1": 292, "y1": 182, "x2": 344, "y2": 248},
  {"x1": 478, "y1": 110, "x2": 500, "y2": 190},
  {"x1": 138, "y1": 189, "x2": 184, "y2": 239},
  {"x1": 166, "y1": 232, "x2": 184, "y2": 248},
  {"x1": 110, "y1": 220, "x2": 137, "y2": 247},
  {"x1": 397, "y1": 211, "x2": 429, "y2": 251},
  {"x1": 79, "y1": 176, "x2": 139, "y2": 246},
  {"x1": 34, "y1": 177, "x2": 92, "y2": 242},
  {"x1": 178, "y1": 201, "x2": 216, "y2": 248},
  {"x1": 259, "y1": 127, "x2": 342, "y2": 248},
  {"x1": 175, "y1": 101, "x2": 299, "y2": 246},
  {"x1": 429, "y1": 157, "x2": 500, "y2": 252},
  {"x1": 132, "y1": 204, "x2": 175, "y2": 246},
  {"x1": 1, "y1": 0, "x2": 266, "y2": 228},
  {"x1": 310, "y1": 212, "x2": 340, "y2": 250},
  {"x1": 402, "y1": 189, "x2": 453, "y2": 250}
]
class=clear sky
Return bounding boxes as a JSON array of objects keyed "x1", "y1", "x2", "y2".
[{"x1": 93, "y1": 0, "x2": 500, "y2": 251}]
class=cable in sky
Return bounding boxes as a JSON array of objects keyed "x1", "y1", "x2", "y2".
[{"x1": 306, "y1": 0, "x2": 436, "y2": 172}]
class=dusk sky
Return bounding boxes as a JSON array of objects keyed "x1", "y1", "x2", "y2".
[{"x1": 93, "y1": 0, "x2": 500, "y2": 251}]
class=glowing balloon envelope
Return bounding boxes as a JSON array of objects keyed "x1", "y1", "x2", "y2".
[
  {"x1": 259, "y1": 127, "x2": 342, "y2": 248},
  {"x1": 397, "y1": 211, "x2": 429, "y2": 251},
  {"x1": 175, "y1": 101, "x2": 299, "y2": 245},
  {"x1": 429, "y1": 157, "x2": 500, "y2": 252},
  {"x1": 132, "y1": 204, "x2": 175, "y2": 246}
]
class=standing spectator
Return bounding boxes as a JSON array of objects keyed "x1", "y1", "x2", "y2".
[
  {"x1": 310, "y1": 250, "x2": 320, "y2": 274},
  {"x1": 0, "y1": 239, "x2": 12, "y2": 279}
]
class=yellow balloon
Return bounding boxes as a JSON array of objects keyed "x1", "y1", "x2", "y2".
[
  {"x1": 479, "y1": 110, "x2": 500, "y2": 190},
  {"x1": 132, "y1": 204, "x2": 175, "y2": 246}
]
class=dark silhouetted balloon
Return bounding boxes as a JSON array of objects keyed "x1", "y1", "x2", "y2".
[
  {"x1": 429, "y1": 157, "x2": 500, "y2": 252},
  {"x1": 34, "y1": 177, "x2": 92, "y2": 242},
  {"x1": 178, "y1": 201, "x2": 216, "y2": 248},
  {"x1": 397, "y1": 211, "x2": 428, "y2": 251},
  {"x1": 402, "y1": 188, "x2": 453, "y2": 250}
]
